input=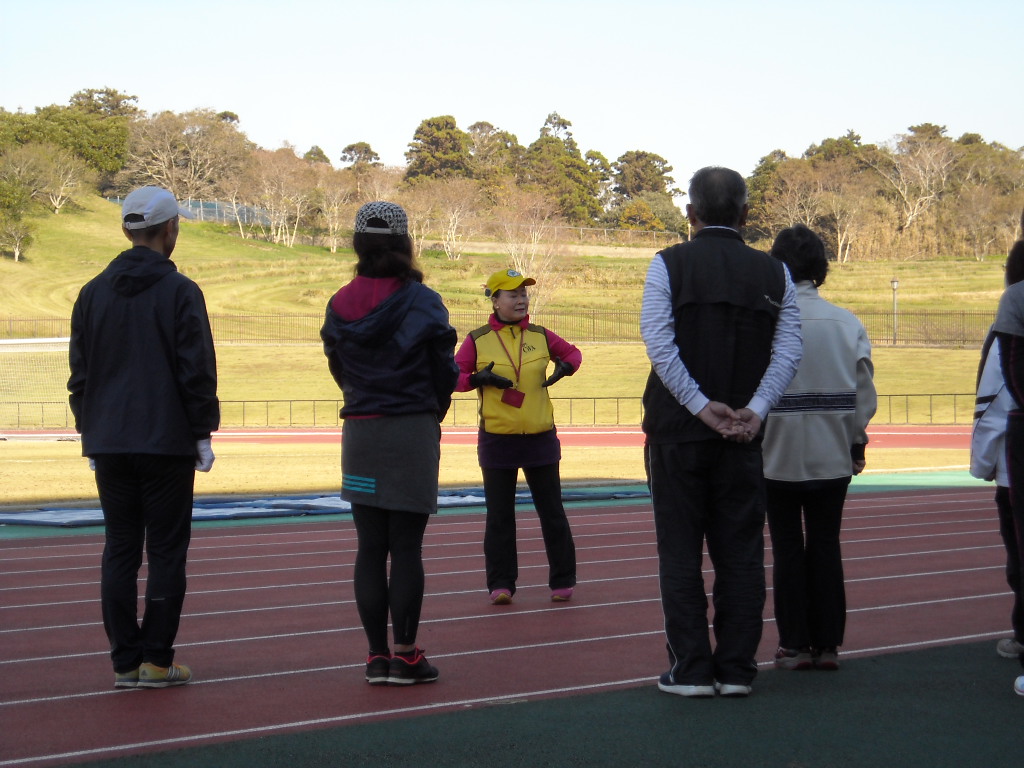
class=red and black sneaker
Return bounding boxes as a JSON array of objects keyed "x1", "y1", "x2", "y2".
[
  {"x1": 388, "y1": 648, "x2": 439, "y2": 685},
  {"x1": 365, "y1": 653, "x2": 391, "y2": 685}
]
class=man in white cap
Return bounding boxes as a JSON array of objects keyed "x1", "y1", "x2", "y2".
[{"x1": 68, "y1": 186, "x2": 219, "y2": 689}]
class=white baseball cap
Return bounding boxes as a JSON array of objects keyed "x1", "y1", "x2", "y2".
[{"x1": 121, "y1": 186, "x2": 193, "y2": 230}]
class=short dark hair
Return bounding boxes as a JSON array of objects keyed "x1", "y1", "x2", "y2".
[
  {"x1": 770, "y1": 224, "x2": 828, "y2": 287},
  {"x1": 688, "y1": 166, "x2": 747, "y2": 227},
  {"x1": 352, "y1": 225, "x2": 423, "y2": 283},
  {"x1": 1007, "y1": 240, "x2": 1024, "y2": 286},
  {"x1": 123, "y1": 215, "x2": 176, "y2": 240}
]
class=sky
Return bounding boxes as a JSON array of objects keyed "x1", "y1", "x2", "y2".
[{"x1": 2, "y1": 0, "x2": 1022, "y2": 184}]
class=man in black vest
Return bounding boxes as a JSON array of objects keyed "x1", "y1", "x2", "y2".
[{"x1": 641, "y1": 166, "x2": 802, "y2": 697}]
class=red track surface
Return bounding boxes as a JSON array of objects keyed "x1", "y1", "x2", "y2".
[
  {"x1": 5, "y1": 424, "x2": 972, "y2": 449},
  {"x1": 0, "y1": 483, "x2": 1011, "y2": 767}
]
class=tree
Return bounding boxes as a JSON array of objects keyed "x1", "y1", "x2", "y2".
[
  {"x1": 491, "y1": 186, "x2": 567, "y2": 315},
  {"x1": 745, "y1": 149, "x2": 789, "y2": 238},
  {"x1": 863, "y1": 124, "x2": 963, "y2": 233},
  {"x1": 340, "y1": 141, "x2": 380, "y2": 167},
  {"x1": 0, "y1": 177, "x2": 35, "y2": 261},
  {"x1": 312, "y1": 164, "x2": 356, "y2": 253},
  {"x1": 395, "y1": 181, "x2": 439, "y2": 260},
  {"x1": 636, "y1": 191, "x2": 685, "y2": 234},
  {"x1": 612, "y1": 150, "x2": 675, "y2": 199},
  {"x1": 120, "y1": 108, "x2": 252, "y2": 200},
  {"x1": 68, "y1": 87, "x2": 139, "y2": 118},
  {"x1": 248, "y1": 146, "x2": 317, "y2": 247},
  {"x1": 0, "y1": 210, "x2": 34, "y2": 261},
  {"x1": 419, "y1": 177, "x2": 482, "y2": 260},
  {"x1": 756, "y1": 157, "x2": 824, "y2": 236},
  {"x1": 6, "y1": 104, "x2": 130, "y2": 182},
  {"x1": 523, "y1": 113, "x2": 603, "y2": 225},
  {"x1": 303, "y1": 145, "x2": 331, "y2": 164},
  {"x1": 404, "y1": 116, "x2": 471, "y2": 181},
  {"x1": 340, "y1": 141, "x2": 380, "y2": 197},
  {"x1": 613, "y1": 198, "x2": 664, "y2": 230},
  {"x1": 804, "y1": 130, "x2": 862, "y2": 162},
  {"x1": 467, "y1": 122, "x2": 525, "y2": 194}
]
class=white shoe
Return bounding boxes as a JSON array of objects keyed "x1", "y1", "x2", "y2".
[
  {"x1": 715, "y1": 681, "x2": 752, "y2": 697},
  {"x1": 997, "y1": 638, "x2": 1024, "y2": 658},
  {"x1": 658, "y1": 672, "x2": 714, "y2": 698}
]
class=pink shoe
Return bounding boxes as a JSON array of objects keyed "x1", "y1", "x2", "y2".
[
  {"x1": 489, "y1": 589, "x2": 512, "y2": 605},
  {"x1": 551, "y1": 587, "x2": 574, "y2": 602}
]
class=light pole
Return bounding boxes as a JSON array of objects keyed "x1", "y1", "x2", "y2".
[{"x1": 890, "y1": 277, "x2": 899, "y2": 346}]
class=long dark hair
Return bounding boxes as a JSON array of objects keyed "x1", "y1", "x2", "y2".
[{"x1": 352, "y1": 228, "x2": 423, "y2": 283}]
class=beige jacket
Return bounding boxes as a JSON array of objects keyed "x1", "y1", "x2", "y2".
[{"x1": 762, "y1": 282, "x2": 877, "y2": 482}]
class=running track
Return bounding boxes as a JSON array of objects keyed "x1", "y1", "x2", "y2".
[
  {"x1": 5, "y1": 424, "x2": 972, "y2": 450},
  {"x1": 0, "y1": 480, "x2": 1012, "y2": 767}
]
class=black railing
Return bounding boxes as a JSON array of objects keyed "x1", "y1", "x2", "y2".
[
  {"x1": 1, "y1": 393, "x2": 975, "y2": 431},
  {"x1": 2, "y1": 309, "x2": 996, "y2": 348}
]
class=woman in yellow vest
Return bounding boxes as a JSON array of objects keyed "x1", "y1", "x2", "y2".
[{"x1": 455, "y1": 269, "x2": 582, "y2": 605}]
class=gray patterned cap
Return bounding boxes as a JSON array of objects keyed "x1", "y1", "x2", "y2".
[{"x1": 354, "y1": 201, "x2": 408, "y2": 235}]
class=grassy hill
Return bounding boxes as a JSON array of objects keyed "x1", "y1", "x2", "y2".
[
  {"x1": 0, "y1": 194, "x2": 1001, "y2": 403},
  {"x1": 1, "y1": 193, "x2": 1011, "y2": 319}
]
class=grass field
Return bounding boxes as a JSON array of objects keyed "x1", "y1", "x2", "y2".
[{"x1": 0, "y1": 194, "x2": 997, "y2": 505}]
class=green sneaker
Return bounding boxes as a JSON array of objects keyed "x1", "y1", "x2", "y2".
[
  {"x1": 138, "y1": 662, "x2": 192, "y2": 688},
  {"x1": 114, "y1": 667, "x2": 140, "y2": 689}
]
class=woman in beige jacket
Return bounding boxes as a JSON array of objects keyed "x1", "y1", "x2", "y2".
[{"x1": 761, "y1": 225, "x2": 877, "y2": 672}]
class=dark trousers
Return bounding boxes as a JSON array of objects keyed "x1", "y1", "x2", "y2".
[
  {"x1": 765, "y1": 477, "x2": 851, "y2": 650},
  {"x1": 94, "y1": 454, "x2": 195, "y2": 673},
  {"x1": 481, "y1": 463, "x2": 576, "y2": 593},
  {"x1": 646, "y1": 440, "x2": 766, "y2": 687},
  {"x1": 351, "y1": 505, "x2": 429, "y2": 652},
  {"x1": 994, "y1": 485, "x2": 1024, "y2": 642},
  {"x1": 1003, "y1": 410, "x2": 1024, "y2": 666}
]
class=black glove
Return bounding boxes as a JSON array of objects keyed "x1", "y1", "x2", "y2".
[
  {"x1": 470, "y1": 361, "x2": 514, "y2": 390},
  {"x1": 542, "y1": 358, "x2": 575, "y2": 388}
]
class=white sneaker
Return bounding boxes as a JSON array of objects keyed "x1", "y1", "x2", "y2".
[
  {"x1": 997, "y1": 638, "x2": 1024, "y2": 658},
  {"x1": 658, "y1": 672, "x2": 714, "y2": 698},
  {"x1": 715, "y1": 681, "x2": 752, "y2": 697}
]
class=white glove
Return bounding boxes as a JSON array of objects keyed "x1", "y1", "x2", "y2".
[
  {"x1": 195, "y1": 438, "x2": 215, "y2": 472},
  {"x1": 88, "y1": 458, "x2": 96, "y2": 471}
]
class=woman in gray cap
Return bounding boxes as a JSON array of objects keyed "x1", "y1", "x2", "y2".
[{"x1": 321, "y1": 201, "x2": 458, "y2": 685}]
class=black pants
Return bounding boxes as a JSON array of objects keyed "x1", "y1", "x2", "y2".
[
  {"x1": 351, "y1": 505, "x2": 429, "y2": 653},
  {"x1": 95, "y1": 454, "x2": 195, "y2": 673},
  {"x1": 765, "y1": 477, "x2": 851, "y2": 650},
  {"x1": 1003, "y1": 408, "x2": 1024, "y2": 669},
  {"x1": 646, "y1": 440, "x2": 766, "y2": 687},
  {"x1": 994, "y1": 485, "x2": 1024, "y2": 643},
  {"x1": 481, "y1": 463, "x2": 576, "y2": 594}
]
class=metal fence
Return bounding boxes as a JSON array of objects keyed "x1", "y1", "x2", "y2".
[
  {"x1": 1, "y1": 309, "x2": 998, "y2": 348},
  {"x1": 0, "y1": 393, "x2": 976, "y2": 431}
]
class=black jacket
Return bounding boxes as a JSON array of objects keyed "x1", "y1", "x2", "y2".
[
  {"x1": 68, "y1": 246, "x2": 219, "y2": 456},
  {"x1": 320, "y1": 281, "x2": 458, "y2": 420}
]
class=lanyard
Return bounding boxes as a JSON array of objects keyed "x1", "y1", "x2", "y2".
[{"x1": 494, "y1": 325, "x2": 524, "y2": 387}]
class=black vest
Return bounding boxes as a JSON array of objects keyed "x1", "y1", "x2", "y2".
[{"x1": 642, "y1": 230, "x2": 786, "y2": 443}]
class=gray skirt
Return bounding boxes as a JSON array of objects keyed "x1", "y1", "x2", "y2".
[{"x1": 341, "y1": 412, "x2": 441, "y2": 514}]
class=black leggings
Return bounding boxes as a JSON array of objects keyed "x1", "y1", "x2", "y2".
[{"x1": 351, "y1": 505, "x2": 429, "y2": 653}]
